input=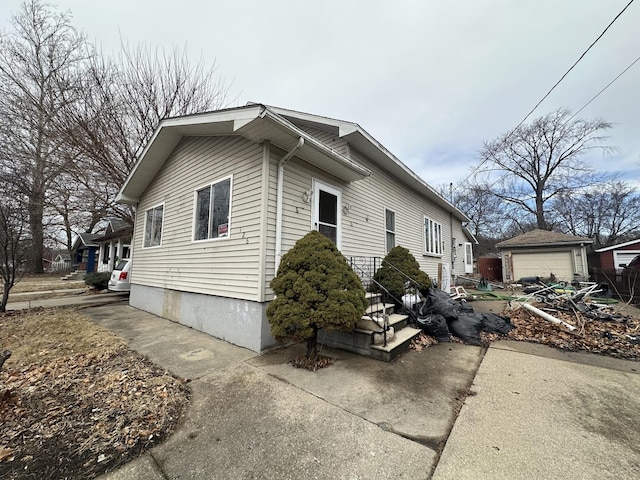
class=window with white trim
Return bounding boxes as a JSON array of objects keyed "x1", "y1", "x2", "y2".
[
  {"x1": 143, "y1": 204, "x2": 164, "y2": 247},
  {"x1": 424, "y1": 216, "x2": 443, "y2": 255},
  {"x1": 385, "y1": 209, "x2": 395, "y2": 253},
  {"x1": 194, "y1": 176, "x2": 232, "y2": 241}
]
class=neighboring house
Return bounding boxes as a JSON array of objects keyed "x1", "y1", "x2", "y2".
[
  {"x1": 116, "y1": 104, "x2": 472, "y2": 352},
  {"x1": 594, "y1": 239, "x2": 640, "y2": 274},
  {"x1": 94, "y1": 218, "x2": 133, "y2": 272},
  {"x1": 70, "y1": 219, "x2": 132, "y2": 274},
  {"x1": 71, "y1": 232, "x2": 100, "y2": 273},
  {"x1": 496, "y1": 229, "x2": 592, "y2": 283},
  {"x1": 52, "y1": 253, "x2": 72, "y2": 271}
]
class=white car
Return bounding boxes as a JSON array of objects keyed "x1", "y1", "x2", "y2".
[{"x1": 108, "y1": 259, "x2": 131, "y2": 292}]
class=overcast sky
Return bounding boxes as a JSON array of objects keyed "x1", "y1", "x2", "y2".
[{"x1": 1, "y1": 0, "x2": 638, "y2": 190}]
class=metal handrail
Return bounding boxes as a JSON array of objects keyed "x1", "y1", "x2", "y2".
[
  {"x1": 379, "y1": 259, "x2": 425, "y2": 323},
  {"x1": 349, "y1": 258, "x2": 390, "y2": 347},
  {"x1": 349, "y1": 256, "x2": 428, "y2": 345}
]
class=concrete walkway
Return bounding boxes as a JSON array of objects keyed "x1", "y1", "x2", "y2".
[
  {"x1": 86, "y1": 304, "x2": 482, "y2": 479},
  {"x1": 80, "y1": 303, "x2": 640, "y2": 479},
  {"x1": 6, "y1": 291, "x2": 128, "y2": 310}
]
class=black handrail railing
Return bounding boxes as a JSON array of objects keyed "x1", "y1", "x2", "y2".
[
  {"x1": 379, "y1": 259, "x2": 424, "y2": 323},
  {"x1": 349, "y1": 256, "x2": 427, "y2": 345},
  {"x1": 349, "y1": 257, "x2": 390, "y2": 347}
]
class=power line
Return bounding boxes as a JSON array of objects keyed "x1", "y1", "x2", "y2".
[
  {"x1": 513, "y1": 0, "x2": 635, "y2": 131},
  {"x1": 456, "y1": 0, "x2": 635, "y2": 188},
  {"x1": 568, "y1": 53, "x2": 640, "y2": 121}
]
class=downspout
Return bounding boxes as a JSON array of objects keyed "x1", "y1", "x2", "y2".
[
  {"x1": 449, "y1": 183, "x2": 455, "y2": 284},
  {"x1": 275, "y1": 137, "x2": 305, "y2": 269}
]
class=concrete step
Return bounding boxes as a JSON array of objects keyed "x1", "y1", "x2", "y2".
[
  {"x1": 365, "y1": 302, "x2": 395, "y2": 316},
  {"x1": 357, "y1": 313, "x2": 408, "y2": 332},
  {"x1": 369, "y1": 327, "x2": 422, "y2": 362},
  {"x1": 365, "y1": 291, "x2": 382, "y2": 304},
  {"x1": 320, "y1": 329, "x2": 374, "y2": 357}
]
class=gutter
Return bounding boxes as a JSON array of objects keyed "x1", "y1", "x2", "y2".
[{"x1": 275, "y1": 137, "x2": 305, "y2": 269}]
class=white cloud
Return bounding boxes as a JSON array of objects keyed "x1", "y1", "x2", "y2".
[{"x1": 1, "y1": 0, "x2": 638, "y2": 186}]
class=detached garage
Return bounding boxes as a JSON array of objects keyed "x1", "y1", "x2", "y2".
[
  {"x1": 594, "y1": 239, "x2": 640, "y2": 273},
  {"x1": 497, "y1": 229, "x2": 592, "y2": 283}
]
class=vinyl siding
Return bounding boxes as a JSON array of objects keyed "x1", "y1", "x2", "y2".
[
  {"x1": 133, "y1": 136, "x2": 264, "y2": 301},
  {"x1": 297, "y1": 125, "x2": 349, "y2": 156},
  {"x1": 266, "y1": 144, "x2": 463, "y2": 294}
]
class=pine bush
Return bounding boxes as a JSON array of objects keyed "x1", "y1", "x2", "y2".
[
  {"x1": 371, "y1": 246, "x2": 431, "y2": 305},
  {"x1": 267, "y1": 231, "x2": 367, "y2": 361}
]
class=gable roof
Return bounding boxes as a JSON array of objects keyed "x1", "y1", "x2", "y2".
[
  {"x1": 116, "y1": 103, "x2": 469, "y2": 223},
  {"x1": 496, "y1": 229, "x2": 593, "y2": 249},
  {"x1": 75, "y1": 232, "x2": 100, "y2": 248},
  {"x1": 594, "y1": 238, "x2": 640, "y2": 253}
]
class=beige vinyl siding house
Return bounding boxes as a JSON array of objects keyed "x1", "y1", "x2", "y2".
[{"x1": 117, "y1": 104, "x2": 473, "y2": 352}]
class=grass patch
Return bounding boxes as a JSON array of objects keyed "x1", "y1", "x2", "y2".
[{"x1": 1, "y1": 307, "x2": 125, "y2": 369}]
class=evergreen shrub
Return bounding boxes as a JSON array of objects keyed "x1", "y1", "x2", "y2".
[
  {"x1": 84, "y1": 272, "x2": 110, "y2": 290},
  {"x1": 371, "y1": 246, "x2": 431, "y2": 306},
  {"x1": 267, "y1": 231, "x2": 367, "y2": 363}
]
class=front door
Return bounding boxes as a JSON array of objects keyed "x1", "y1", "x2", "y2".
[{"x1": 313, "y1": 179, "x2": 342, "y2": 249}]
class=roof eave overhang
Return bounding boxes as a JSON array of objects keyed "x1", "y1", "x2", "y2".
[
  {"x1": 267, "y1": 105, "x2": 469, "y2": 223},
  {"x1": 116, "y1": 105, "x2": 370, "y2": 204},
  {"x1": 341, "y1": 130, "x2": 470, "y2": 223},
  {"x1": 595, "y1": 238, "x2": 640, "y2": 252},
  {"x1": 497, "y1": 241, "x2": 594, "y2": 249}
]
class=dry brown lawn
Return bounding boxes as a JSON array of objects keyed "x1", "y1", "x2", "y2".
[
  {"x1": 0, "y1": 308, "x2": 190, "y2": 480},
  {"x1": 9, "y1": 274, "x2": 86, "y2": 294}
]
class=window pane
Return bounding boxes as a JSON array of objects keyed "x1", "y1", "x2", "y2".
[
  {"x1": 385, "y1": 210, "x2": 395, "y2": 232},
  {"x1": 318, "y1": 190, "x2": 337, "y2": 225},
  {"x1": 319, "y1": 224, "x2": 337, "y2": 244},
  {"x1": 152, "y1": 206, "x2": 163, "y2": 246},
  {"x1": 211, "y1": 178, "x2": 230, "y2": 238},
  {"x1": 425, "y1": 218, "x2": 431, "y2": 253},
  {"x1": 386, "y1": 232, "x2": 395, "y2": 252},
  {"x1": 195, "y1": 187, "x2": 210, "y2": 240},
  {"x1": 144, "y1": 209, "x2": 153, "y2": 247}
]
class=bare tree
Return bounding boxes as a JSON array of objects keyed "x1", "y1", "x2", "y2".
[
  {"x1": 0, "y1": 190, "x2": 28, "y2": 312},
  {"x1": 478, "y1": 109, "x2": 612, "y2": 230},
  {"x1": 552, "y1": 181, "x2": 640, "y2": 248},
  {"x1": 62, "y1": 42, "x2": 233, "y2": 225},
  {"x1": 0, "y1": 0, "x2": 87, "y2": 273},
  {"x1": 452, "y1": 182, "x2": 508, "y2": 239},
  {"x1": 45, "y1": 170, "x2": 111, "y2": 254}
]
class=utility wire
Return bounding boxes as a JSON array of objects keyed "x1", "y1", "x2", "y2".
[
  {"x1": 456, "y1": 0, "x2": 635, "y2": 189},
  {"x1": 568, "y1": 53, "x2": 640, "y2": 121},
  {"x1": 514, "y1": 0, "x2": 635, "y2": 131}
]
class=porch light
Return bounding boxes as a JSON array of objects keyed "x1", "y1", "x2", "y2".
[{"x1": 302, "y1": 190, "x2": 313, "y2": 203}]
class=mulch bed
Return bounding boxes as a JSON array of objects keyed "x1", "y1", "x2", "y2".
[{"x1": 0, "y1": 346, "x2": 190, "y2": 480}]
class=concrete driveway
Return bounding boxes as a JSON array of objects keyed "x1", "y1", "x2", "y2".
[{"x1": 82, "y1": 303, "x2": 640, "y2": 479}]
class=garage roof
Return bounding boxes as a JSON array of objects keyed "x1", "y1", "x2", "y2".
[{"x1": 496, "y1": 229, "x2": 593, "y2": 249}]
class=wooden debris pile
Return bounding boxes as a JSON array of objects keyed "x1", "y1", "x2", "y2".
[
  {"x1": 488, "y1": 303, "x2": 640, "y2": 360},
  {"x1": 0, "y1": 346, "x2": 190, "y2": 480}
]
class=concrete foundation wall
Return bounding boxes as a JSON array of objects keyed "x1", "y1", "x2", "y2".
[{"x1": 130, "y1": 284, "x2": 276, "y2": 352}]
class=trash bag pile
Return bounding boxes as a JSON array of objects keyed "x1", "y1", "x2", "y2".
[{"x1": 414, "y1": 288, "x2": 514, "y2": 345}]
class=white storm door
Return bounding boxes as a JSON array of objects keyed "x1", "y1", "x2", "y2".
[
  {"x1": 313, "y1": 179, "x2": 342, "y2": 249},
  {"x1": 464, "y1": 242, "x2": 473, "y2": 274}
]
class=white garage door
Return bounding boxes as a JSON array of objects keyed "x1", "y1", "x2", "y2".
[
  {"x1": 613, "y1": 251, "x2": 640, "y2": 271},
  {"x1": 512, "y1": 251, "x2": 574, "y2": 282}
]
